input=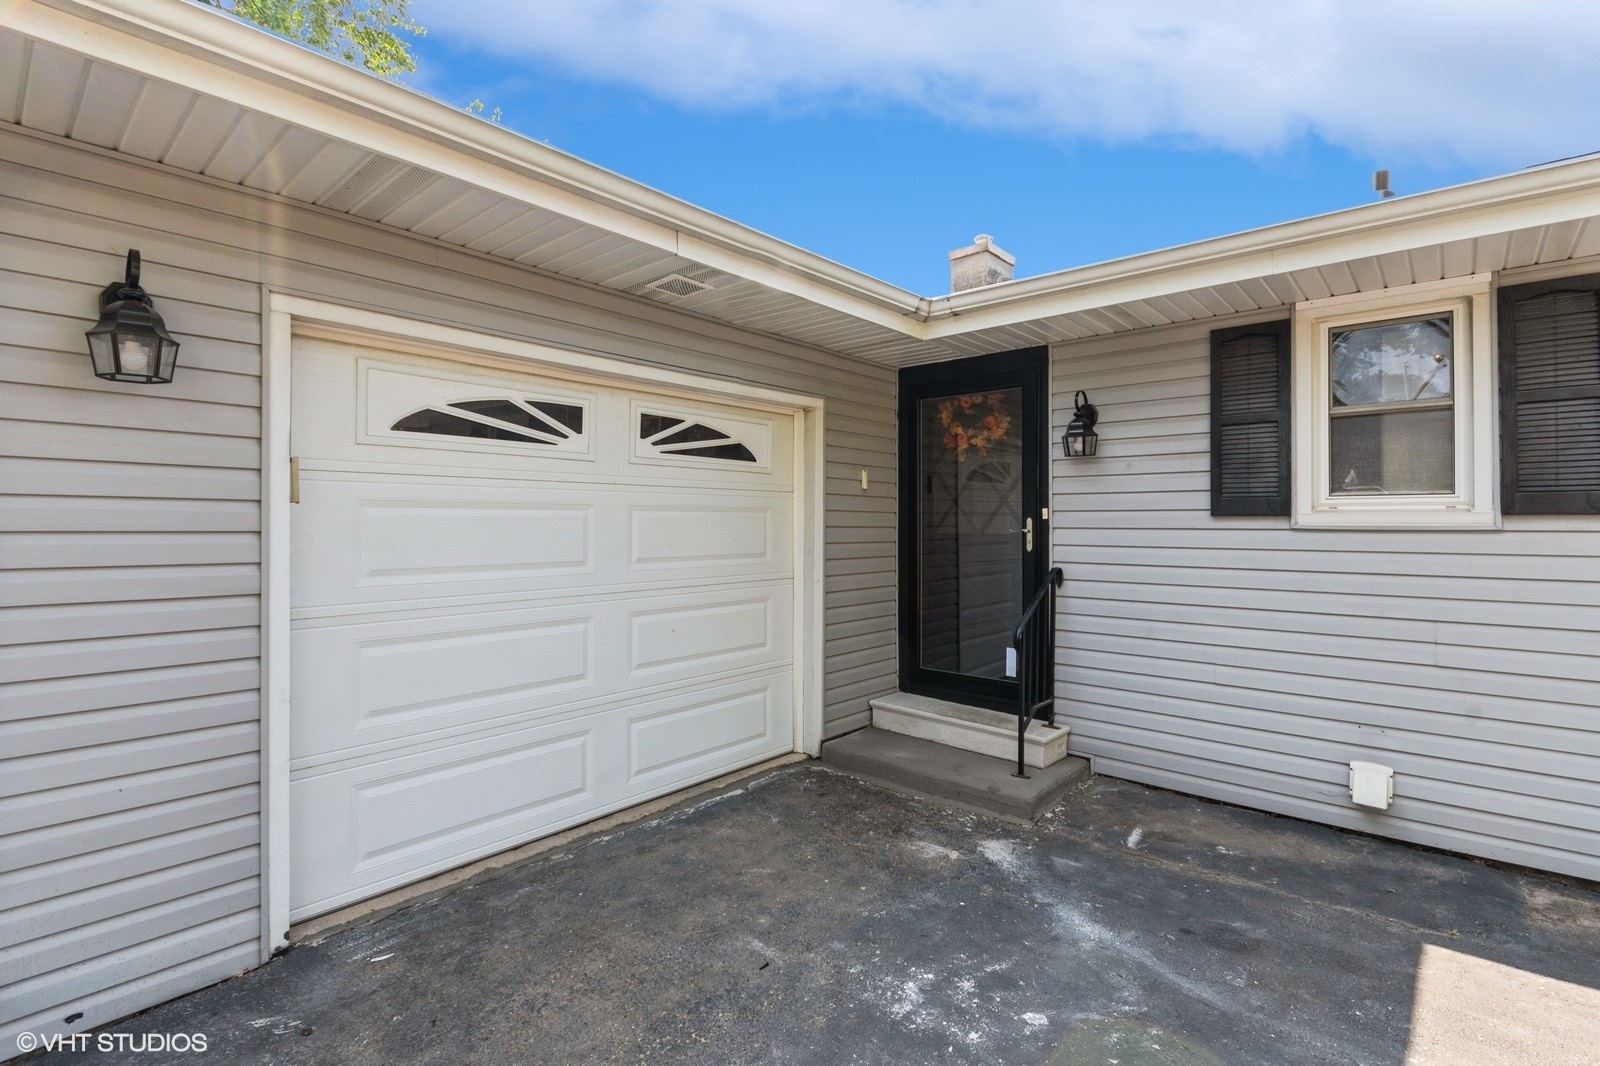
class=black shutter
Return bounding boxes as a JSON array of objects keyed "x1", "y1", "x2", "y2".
[
  {"x1": 1211, "y1": 320, "x2": 1291, "y2": 516},
  {"x1": 1499, "y1": 273, "x2": 1600, "y2": 515}
]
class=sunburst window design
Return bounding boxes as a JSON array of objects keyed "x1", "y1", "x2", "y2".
[
  {"x1": 392, "y1": 397, "x2": 586, "y2": 447},
  {"x1": 638, "y1": 412, "x2": 757, "y2": 462}
]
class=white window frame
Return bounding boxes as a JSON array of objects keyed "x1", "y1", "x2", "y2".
[{"x1": 1292, "y1": 274, "x2": 1498, "y2": 529}]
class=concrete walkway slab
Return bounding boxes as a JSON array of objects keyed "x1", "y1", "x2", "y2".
[{"x1": 36, "y1": 765, "x2": 1600, "y2": 1066}]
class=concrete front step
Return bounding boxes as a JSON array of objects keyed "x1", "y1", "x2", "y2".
[
  {"x1": 869, "y1": 691, "x2": 1072, "y2": 770},
  {"x1": 822, "y1": 727, "x2": 1091, "y2": 822}
]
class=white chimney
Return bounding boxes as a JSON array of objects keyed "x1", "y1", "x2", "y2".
[{"x1": 948, "y1": 234, "x2": 1015, "y2": 292}]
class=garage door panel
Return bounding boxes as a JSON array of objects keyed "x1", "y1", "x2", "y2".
[
  {"x1": 353, "y1": 732, "x2": 592, "y2": 866},
  {"x1": 358, "y1": 502, "x2": 592, "y2": 579},
  {"x1": 293, "y1": 340, "x2": 601, "y2": 468},
  {"x1": 292, "y1": 585, "x2": 791, "y2": 762},
  {"x1": 292, "y1": 482, "x2": 594, "y2": 606},
  {"x1": 293, "y1": 448, "x2": 791, "y2": 492},
  {"x1": 629, "y1": 596, "x2": 776, "y2": 675},
  {"x1": 289, "y1": 672, "x2": 790, "y2": 919},
  {"x1": 294, "y1": 342, "x2": 793, "y2": 485},
  {"x1": 291, "y1": 608, "x2": 594, "y2": 762},
  {"x1": 352, "y1": 618, "x2": 591, "y2": 724},
  {"x1": 629, "y1": 504, "x2": 778, "y2": 570},
  {"x1": 626, "y1": 685, "x2": 781, "y2": 782},
  {"x1": 290, "y1": 719, "x2": 599, "y2": 920},
  {"x1": 294, "y1": 479, "x2": 791, "y2": 609},
  {"x1": 614, "y1": 674, "x2": 791, "y2": 799}
]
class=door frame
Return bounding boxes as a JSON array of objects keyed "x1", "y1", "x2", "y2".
[
  {"x1": 259, "y1": 293, "x2": 826, "y2": 959},
  {"x1": 897, "y1": 347, "x2": 1049, "y2": 711}
]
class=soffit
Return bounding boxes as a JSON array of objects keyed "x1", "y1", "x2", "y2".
[
  {"x1": 910, "y1": 212, "x2": 1600, "y2": 365},
  {"x1": 0, "y1": 10, "x2": 952, "y2": 365}
]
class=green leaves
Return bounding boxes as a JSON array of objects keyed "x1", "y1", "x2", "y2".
[{"x1": 200, "y1": 0, "x2": 425, "y2": 76}]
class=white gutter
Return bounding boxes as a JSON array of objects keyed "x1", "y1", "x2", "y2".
[{"x1": 15, "y1": 0, "x2": 928, "y2": 333}]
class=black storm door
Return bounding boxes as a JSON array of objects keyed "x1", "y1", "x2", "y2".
[{"x1": 898, "y1": 348, "x2": 1048, "y2": 711}]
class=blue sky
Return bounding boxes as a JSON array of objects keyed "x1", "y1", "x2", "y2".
[{"x1": 398, "y1": 2, "x2": 1600, "y2": 296}]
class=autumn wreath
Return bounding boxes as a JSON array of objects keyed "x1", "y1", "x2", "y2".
[{"x1": 936, "y1": 393, "x2": 1013, "y2": 462}]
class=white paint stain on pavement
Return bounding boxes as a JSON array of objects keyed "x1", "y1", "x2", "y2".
[
  {"x1": 978, "y1": 839, "x2": 1024, "y2": 874},
  {"x1": 889, "y1": 972, "x2": 932, "y2": 1018},
  {"x1": 906, "y1": 841, "x2": 962, "y2": 862}
]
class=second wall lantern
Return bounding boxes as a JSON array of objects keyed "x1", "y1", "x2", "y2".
[{"x1": 1061, "y1": 390, "x2": 1099, "y2": 457}]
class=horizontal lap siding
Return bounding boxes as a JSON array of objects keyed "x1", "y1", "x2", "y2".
[
  {"x1": 1050, "y1": 316, "x2": 1600, "y2": 881},
  {"x1": 0, "y1": 126, "x2": 896, "y2": 1044},
  {"x1": 0, "y1": 126, "x2": 268, "y2": 1045},
  {"x1": 824, "y1": 420, "x2": 898, "y2": 735}
]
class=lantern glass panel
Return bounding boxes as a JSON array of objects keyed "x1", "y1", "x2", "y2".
[{"x1": 1063, "y1": 421, "x2": 1098, "y2": 457}]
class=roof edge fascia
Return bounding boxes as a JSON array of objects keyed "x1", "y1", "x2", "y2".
[
  {"x1": 923, "y1": 154, "x2": 1600, "y2": 337},
  {"x1": 14, "y1": 1, "x2": 1600, "y2": 350},
  {"x1": 16, "y1": 0, "x2": 930, "y2": 333}
]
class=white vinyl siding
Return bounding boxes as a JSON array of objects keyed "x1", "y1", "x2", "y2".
[
  {"x1": 1051, "y1": 315, "x2": 1600, "y2": 881},
  {"x1": 0, "y1": 125, "x2": 897, "y2": 1045}
]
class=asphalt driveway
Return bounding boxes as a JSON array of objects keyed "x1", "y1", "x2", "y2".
[{"x1": 36, "y1": 763, "x2": 1600, "y2": 1065}]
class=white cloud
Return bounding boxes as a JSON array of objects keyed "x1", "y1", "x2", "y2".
[{"x1": 415, "y1": 1, "x2": 1600, "y2": 166}]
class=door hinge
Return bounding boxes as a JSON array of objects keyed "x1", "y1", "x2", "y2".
[{"x1": 289, "y1": 456, "x2": 300, "y2": 504}]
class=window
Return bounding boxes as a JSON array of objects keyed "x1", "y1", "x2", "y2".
[
  {"x1": 391, "y1": 397, "x2": 584, "y2": 447},
  {"x1": 364, "y1": 361, "x2": 595, "y2": 459},
  {"x1": 1291, "y1": 276, "x2": 1497, "y2": 528},
  {"x1": 637, "y1": 411, "x2": 758, "y2": 463},
  {"x1": 1328, "y1": 314, "x2": 1454, "y2": 495}
]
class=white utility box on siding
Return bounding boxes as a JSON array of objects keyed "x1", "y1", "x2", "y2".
[{"x1": 1350, "y1": 761, "x2": 1395, "y2": 810}]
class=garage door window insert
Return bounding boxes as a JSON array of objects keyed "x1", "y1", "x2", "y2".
[
  {"x1": 393, "y1": 397, "x2": 585, "y2": 445},
  {"x1": 639, "y1": 412, "x2": 758, "y2": 462}
]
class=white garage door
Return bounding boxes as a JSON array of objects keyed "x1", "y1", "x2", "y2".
[{"x1": 289, "y1": 338, "x2": 796, "y2": 919}]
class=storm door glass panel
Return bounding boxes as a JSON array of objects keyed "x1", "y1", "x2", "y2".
[{"x1": 918, "y1": 389, "x2": 1024, "y2": 678}]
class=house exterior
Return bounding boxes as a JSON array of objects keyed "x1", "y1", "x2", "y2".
[{"x1": 2, "y1": 0, "x2": 1598, "y2": 1049}]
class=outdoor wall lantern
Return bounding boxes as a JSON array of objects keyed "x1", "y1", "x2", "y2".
[
  {"x1": 1061, "y1": 390, "x2": 1099, "y2": 457},
  {"x1": 85, "y1": 250, "x2": 180, "y2": 384}
]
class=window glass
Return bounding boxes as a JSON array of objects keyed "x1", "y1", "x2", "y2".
[
  {"x1": 450, "y1": 399, "x2": 573, "y2": 438},
  {"x1": 392, "y1": 407, "x2": 554, "y2": 444},
  {"x1": 638, "y1": 412, "x2": 758, "y2": 463},
  {"x1": 1330, "y1": 408, "x2": 1454, "y2": 494},
  {"x1": 1330, "y1": 316, "x2": 1452, "y2": 408},
  {"x1": 1328, "y1": 314, "x2": 1454, "y2": 495}
]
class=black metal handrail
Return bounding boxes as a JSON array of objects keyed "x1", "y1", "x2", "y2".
[{"x1": 1010, "y1": 566, "x2": 1064, "y2": 779}]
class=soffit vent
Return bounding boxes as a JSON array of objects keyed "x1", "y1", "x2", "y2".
[
  {"x1": 353, "y1": 166, "x2": 441, "y2": 222},
  {"x1": 319, "y1": 155, "x2": 409, "y2": 214},
  {"x1": 644, "y1": 272, "x2": 715, "y2": 298}
]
